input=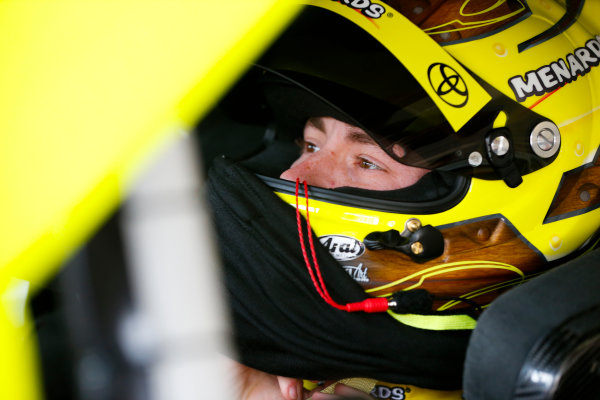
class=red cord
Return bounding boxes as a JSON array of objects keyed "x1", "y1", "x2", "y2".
[{"x1": 295, "y1": 179, "x2": 389, "y2": 313}]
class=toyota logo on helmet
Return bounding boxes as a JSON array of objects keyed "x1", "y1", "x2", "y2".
[{"x1": 427, "y1": 62, "x2": 468, "y2": 108}]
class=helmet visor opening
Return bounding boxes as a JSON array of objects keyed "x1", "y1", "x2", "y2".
[{"x1": 247, "y1": 5, "x2": 556, "y2": 182}]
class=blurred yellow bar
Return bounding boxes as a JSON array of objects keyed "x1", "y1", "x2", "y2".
[{"x1": 0, "y1": 1, "x2": 299, "y2": 398}]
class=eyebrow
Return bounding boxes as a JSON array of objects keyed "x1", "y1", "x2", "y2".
[
  {"x1": 348, "y1": 129, "x2": 378, "y2": 145},
  {"x1": 308, "y1": 117, "x2": 378, "y2": 146}
]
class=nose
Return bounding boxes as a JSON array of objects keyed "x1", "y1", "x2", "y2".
[{"x1": 280, "y1": 153, "x2": 338, "y2": 189}]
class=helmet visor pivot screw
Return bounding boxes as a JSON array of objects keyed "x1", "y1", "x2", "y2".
[{"x1": 530, "y1": 121, "x2": 561, "y2": 158}]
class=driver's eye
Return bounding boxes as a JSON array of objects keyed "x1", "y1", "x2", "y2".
[
  {"x1": 358, "y1": 158, "x2": 381, "y2": 170},
  {"x1": 296, "y1": 139, "x2": 320, "y2": 154},
  {"x1": 305, "y1": 142, "x2": 320, "y2": 153}
]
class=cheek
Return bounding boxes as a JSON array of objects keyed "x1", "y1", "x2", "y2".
[{"x1": 358, "y1": 167, "x2": 429, "y2": 191}]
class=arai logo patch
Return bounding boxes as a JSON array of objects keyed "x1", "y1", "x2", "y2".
[{"x1": 320, "y1": 235, "x2": 365, "y2": 261}]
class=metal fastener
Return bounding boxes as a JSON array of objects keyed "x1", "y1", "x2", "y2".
[
  {"x1": 491, "y1": 136, "x2": 510, "y2": 156},
  {"x1": 406, "y1": 218, "x2": 421, "y2": 232},
  {"x1": 537, "y1": 129, "x2": 555, "y2": 151},
  {"x1": 468, "y1": 151, "x2": 483, "y2": 167},
  {"x1": 411, "y1": 241, "x2": 424, "y2": 255},
  {"x1": 530, "y1": 121, "x2": 561, "y2": 158}
]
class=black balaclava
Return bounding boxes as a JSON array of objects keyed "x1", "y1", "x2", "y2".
[{"x1": 207, "y1": 157, "x2": 471, "y2": 390}]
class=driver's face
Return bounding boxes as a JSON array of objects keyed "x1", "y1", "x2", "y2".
[{"x1": 280, "y1": 116, "x2": 428, "y2": 190}]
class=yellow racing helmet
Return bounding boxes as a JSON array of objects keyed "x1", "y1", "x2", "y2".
[
  {"x1": 200, "y1": 0, "x2": 600, "y2": 393},
  {"x1": 206, "y1": 0, "x2": 600, "y2": 331},
  {"x1": 207, "y1": 0, "x2": 600, "y2": 332}
]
